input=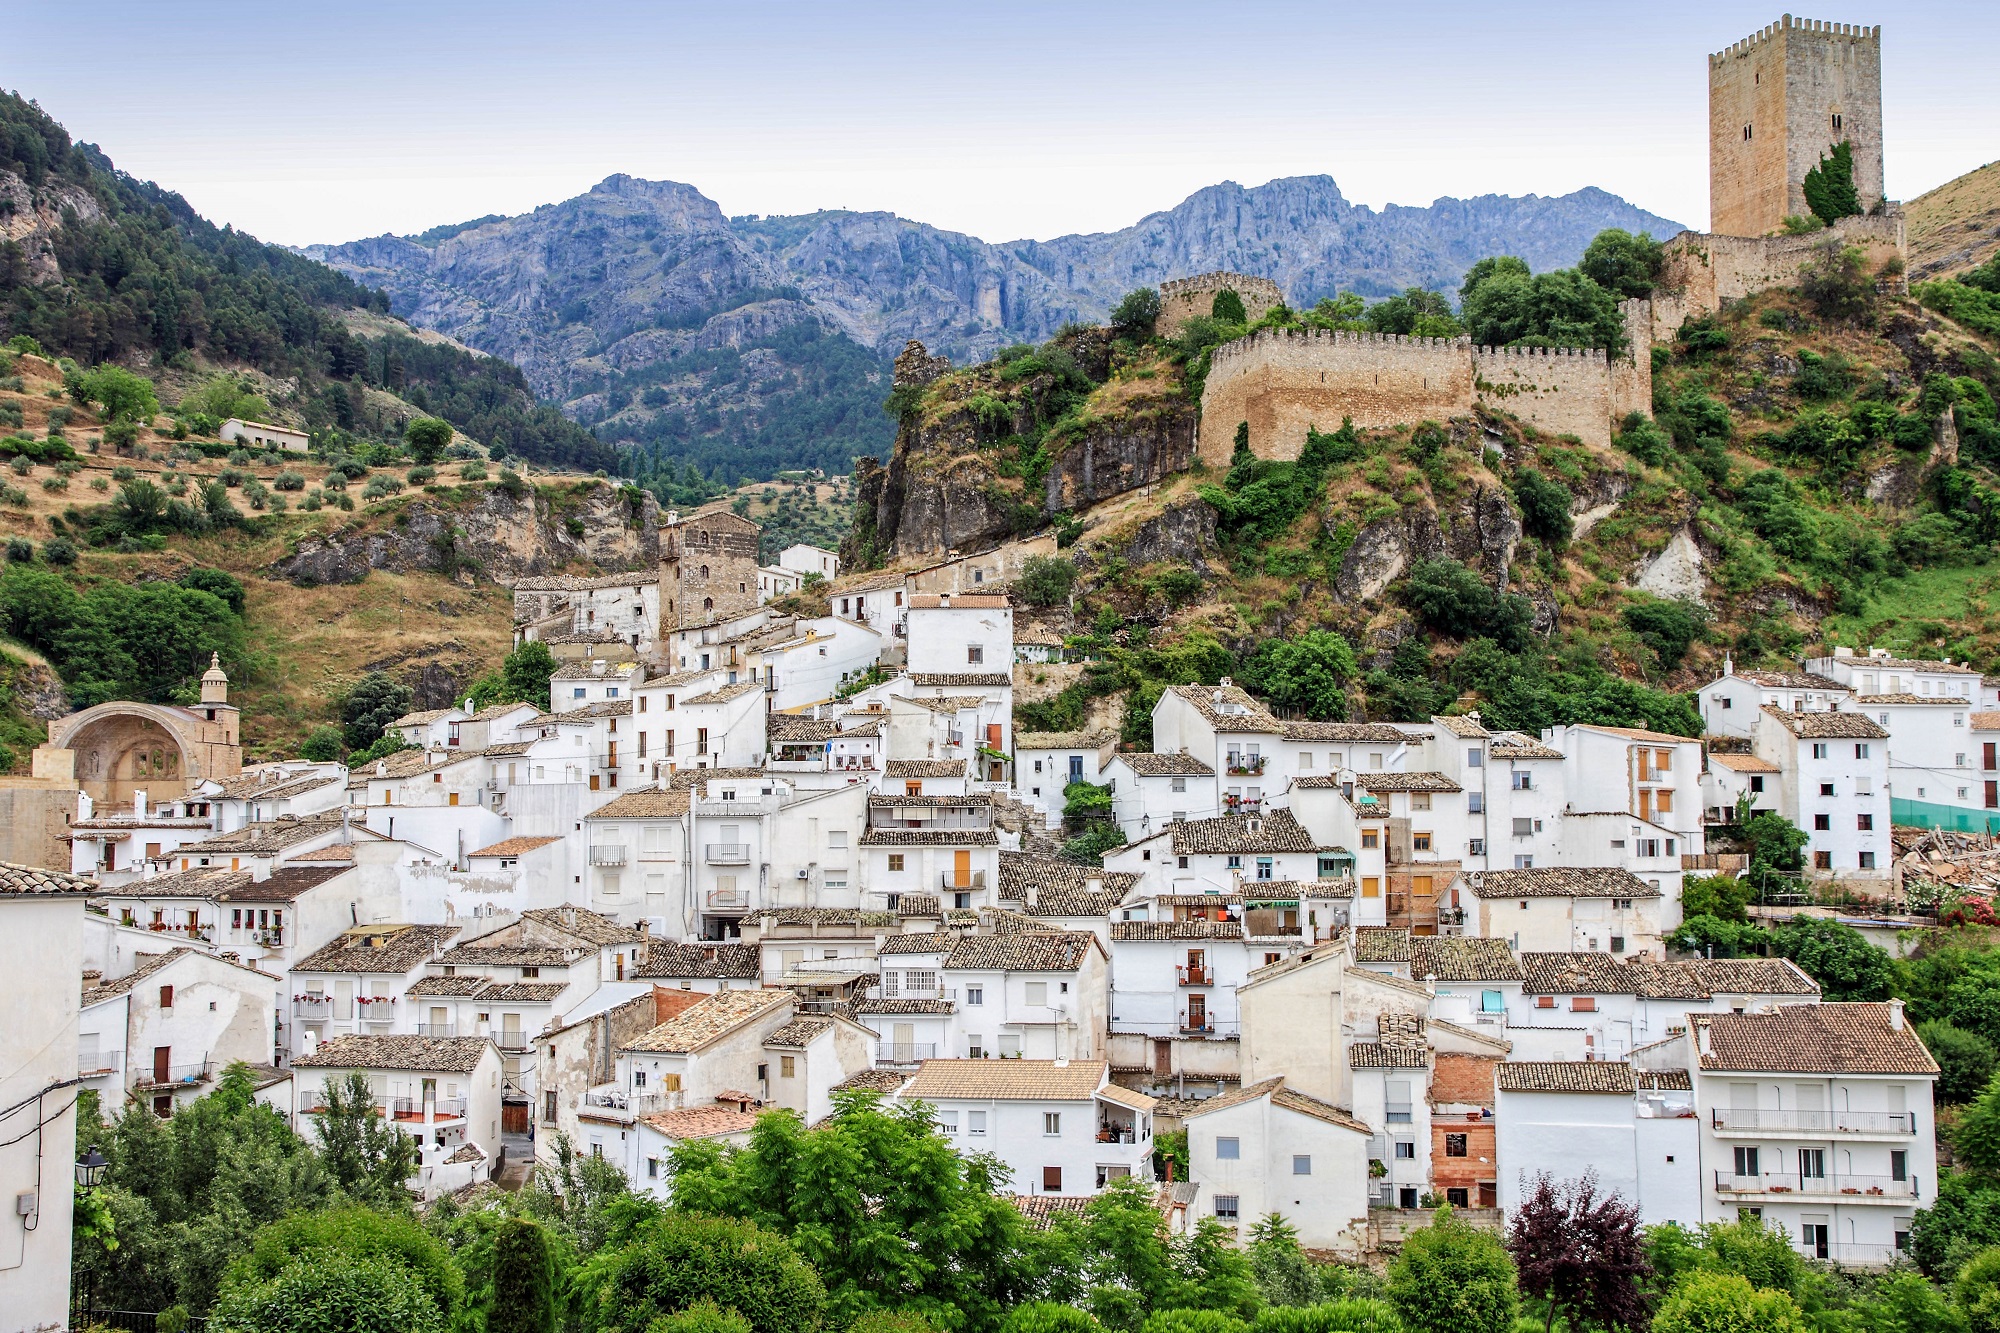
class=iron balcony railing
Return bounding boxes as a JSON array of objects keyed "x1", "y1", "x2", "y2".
[
  {"x1": 878, "y1": 1042, "x2": 938, "y2": 1064},
  {"x1": 1177, "y1": 965, "x2": 1213, "y2": 987},
  {"x1": 1712, "y1": 1171, "x2": 1916, "y2": 1198},
  {"x1": 1179, "y1": 1012, "x2": 1214, "y2": 1034},
  {"x1": 589, "y1": 845, "x2": 628, "y2": 866},
  {"x1": 939, "y1": 870, "x2": 987, "y2": 890},
  {"x1": 293, "y1": 997, "x2": 333, "y2": 1020},
  {"x1": 139, "y1": 1060, "x2": 213, "y2": 1088},
  {"x1": 706, "y1": 843, "x2": 751, "y2": 865},
  {"x1": 415, "y1": 1022, "x2": 457, "y2": 1038}
]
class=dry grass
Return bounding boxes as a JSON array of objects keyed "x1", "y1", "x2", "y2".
[{"x1": 1907, "y1": 159, "x2": 2000, "y2": 282}]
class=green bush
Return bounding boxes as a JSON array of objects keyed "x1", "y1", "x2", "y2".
[
  {"x1": 208, "y1": 1253, "x2": 446, "y2": 1333},
  {"x1": 407, "y1": 465, "x2": 436, "y2": 485},
  {"x1": 1650, "y1": 1271, "x2": 1805, "y2": 1333},
  {"x1": 4, "y1": 537, "x2": 30, "y2": 562},
  {"x1": 220, "y1": 1206, "x2": 463, "y2": 1324},
  {"x1": 1111, "y1": 288, "x2": 1162, "y2": 338},
  {"x1": 1510, "y1": 470, "x2": 1573, "y2": 545},
  {"x1": 1621, "y1": 597, "x2": 1707, "y2": 670},
  {"x1": 42, "y1": 537, "x2": 75, "y2": 565},
  {"x1": 1002, "y1": 1304, "x2": 1105, "y2": 1333},
  {"x1": 1802, "y1": 140, "x2": 1862, "y2": 224},
  {"x1": 1386, "y1": 1209, "x2": 1518, "y2": 1333},
  {"x1": 582, "y1": 1213, "x2": 825, "y2": 1333},
  {"x1": 361, "y1": 474, "x2": 403, "y2": 500},
  {"x1": 1579, "y1": 228, "x2": 1664, "y2": 299},
  {"x1": 1018, "y1": 554, "x2": 1077, "y2": 606},
  {"x1": 1211, "y1": 289, "x2": 1248, "y2": 324},
  {"x1": 273, "y1": 470, "x2": 305, "y2": 491},
  {"x1": 299, "y1": 725, "x2": 345, "y2": 763}
]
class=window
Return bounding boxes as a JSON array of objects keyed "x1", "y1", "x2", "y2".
[
  {"x1": 1734, "y1": 1145, "x2": 1760, "y2": 1177},
  {"x1": 1467, "y1": 749, "x2": 1483, "y2": 768},
  {"x1": 1859, "y1": 851, "x2": 1877, "y2": 870},
  {"x1": 1469, "y1": 838, "x2": 1486, "y2": 856},
  {"x1": 1394, "y1": 1140, "x2": 1415, "y2": 1160},
  {"x1": 1216, "y1": 1136, "x2": 1241, "y2": 1160},
  {"x1": 1446, "y1": 1187, "x2": 1470, "y2": 1207},
  {"x1": 1256, "y1": 856, "x2": 1274, "y2": 880},
  {"x1": 1214, "y1": 1195, "x2": 1239, "y2": 1221},
  {"x1": 1611, "y1": 935, "x2": 1625, "y2": 953},
  {"x1": 1572, "y1": 996, "x2": 1597, "y2": 1012},
  {"x1": 1042, "y1": 1166, "x2": 1062, "y2": 1192},
  {"x1": 1413, "y1": 833, "x2": 1432, "y2": 852},
  {"x1": 1514, "y1": 856, "x2": 1534, "y2": 869},
  {"x1": 1831, "y1": 112, "x2": 1843, "y2": 131},
  {"x1": 1171, "y1": 776, "x2": 1187, "y2": 793},
  {"x1": 780, "y1": 1056, "x2": 795, "y2": 1078},
  {"x1": 888, "y1": 854, "x2": 905, "y2": 872},
  {"x1": 1226, "y1": 854, "x2": 1241, "y2": 869},
  {"x1": 1412, "y1": 793, "x2": 1432, "y2": 812},
  {"x1": 1292, "y1": 1155, "x2": 1312, "y2": 1175},
  {"x1": 937, "y1": 1110, "x2": 959, "y2": 1134},
  {"x1": 967, "y1": 646, "x2": 984, "y2": 664},
  {"x1": 1812, "y1": 743, "x2": 1829, "y2": 759},
  {"x1": 1361, "y1": 830, "x2": 1379, "y2": 849},
  {"x1": 159, "y1": 985, "x2": 174, "y2": 1009},
  {"x1": 1512, "y1": 818, "x2": 1534, "y2": 837},
  {"x1": 1814, "y1": 813, "x2": 1831, "y2": 831},
  {"x1": 1025, "y1": 981, "x2": 1048, "y2": 1006},
  {"x1": 1815, "y1": 850, "x2": 1833, "y2": 870},
  {"x1": 1445, "y1": 1133, "x2": 1468, "y2": 1157},
  {"x1": 1512, "y1": 771, "x2": 1532, "y2": 790},
  {"x1": 1856, "y1": 743, "x2": 1871, "y2": 759},
  {"x1": 1820, "y1": 783, "x2": 1835, "y2": 797},
  {"x1": 1468, "y1": 792, "x2": 1483, "y2": 814},
  {"x1": 647, "y1": 1157, "x2": 660, "y2": 1178},
  {"x1": 966, "y1": 986, "x2": 984, "y2": 1005},
  {"x1": 1891, "y1": 1150, "x2": 1908, "y2": 1181},
  {"x1": 968, "y1": 1110, "x2": 986, "y2": 1136},
  {"x1": 1857, "y1": 813, "x2": 1873, "y2": 831},
  {"x1": 1750, "y1": 776, "x2": 1765, "y2": 793}
]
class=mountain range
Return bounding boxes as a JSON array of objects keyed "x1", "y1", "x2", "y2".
[{"x1": 308, "y1": 175, "x2": 1683, "y2": 482}]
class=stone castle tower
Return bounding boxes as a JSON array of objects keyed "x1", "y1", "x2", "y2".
[
  {"x1": 1709, "y1": 15, "x2": 1884, "y2": 237},
  {"x1": 657, "y1": 505, "x2": 761, "y2": 638}
]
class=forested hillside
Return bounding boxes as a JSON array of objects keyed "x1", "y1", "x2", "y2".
[{"x1": 0, "y1": 93, "x2": 612, "y2": 471}]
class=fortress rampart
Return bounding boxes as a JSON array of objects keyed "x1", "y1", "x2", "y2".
[
  {"x1": 1198, "y1": 302, "x2": 1652, "y2": 461},
  {"x1": 1649, "y1": 214, "x2": 1905, "y2": 339},
  {"x1": 1157, "y1": 271, "x2": 1286, "y2": 337}
]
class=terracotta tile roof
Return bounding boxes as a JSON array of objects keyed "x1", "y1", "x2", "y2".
[
  {"x1": 1574, "y1": 724, "x2": 1700, "y2": 744},
  {"x1": 876, "y1": 932, "x2": 953, "y2": 955},
  {"x1": 406, "y1": 975, "x2": 492, "y2": 997},
  {"x1": 209, "y1": 771, "x2": 342, "y2": 802},
  {"x1": 296, "y1": 1033, "x2": 491, "y2": 1073},
  {"x1": 1277, "y1": 721, "x2": 1411, "y2": 742},
  {"x1": 1519, "y1": 953, "x2": 1634, "y2": 996},
  {"x1": 437, "y1": 945, "x2": 579, "y2": 968},
  {"x1": 883, "y1": 759, "x2": 970, "y2": 778},
  {"x1": 1464, "y1": 867, "x2": 1660, "y2": 899},
  {"x1": 1411, "y1": 937, "x2": 1523, "y2": 982},
  {"x1": 1349, "y1": 1043, "x2": 1431, "y2": 1069},
  {"x1": 1693, "y1": 1003, "x2": 1937, "y2": 1074},
  {"x1": 907, "y1": 593, "x2": 1008, "y2": 608},
  {"x1": 1760, "y1": 707, "x2": 1890, "y2": 739},
  {"x1": 1009, "y1": 1194, "x2": 1093, "y2": 1227},
  {"x1": 1736, "y1": 670, "x2": 1849, "y2": 690},
  {"x1": 992, "y1": 853, "x2": 1136, "y2": 916},
  {"x1": 1709, "y1": 753, "x2": 1782, "y2": 773},
  {"x1": 764, "y1": 1017, "x2": 834, "y2": 1048},
  {"x1": 857, "y1": 998, "x2": 956, "y2": 1014},
  {"x1": 1972, "y1": 712, "x2": 2000, "y2": 732},
  {"x1": 1170, "y1": 808, "x2": 1317, "y2": 855},
  {"x1": 1356, "y1": 771, "x2": 1462, "y2": 793},
  {"x1": 522, "y1": 905, "x2": 642, "y2": 947},
  {"x1": 565, "y1": 699, "x2": 635, "y2": 719},
  {"x1": 944, "y1": 931, "x2": 1097, "y2": 972},
  {"x1": 1352, "y1": 927, "x2": 1413, "y2": 963},
  {"x1": 1015, "y1": 730, "x2": 1114, "y2": 751},
  {"x1": 897, "y1": 695, "x2": 983, "y2": 715},
  {"x1": 910, "y1": 673, "x2": 1012, "y2": 688},
  {"x1": 294, "y1": 924, "x2": 458, "y2": 974},
  {"x1": 984, "y1": 907, "x2": 1060, "y2": 935},
  {"x1": 391, "y1": 709, "x2": 461, "y2": 728},
  {"x1": 1432, "y1": 715, "x2": 1492, "y2": 739},
  {"x1": 833, "y1": 1068, "x2": 911, "y2": 1093},
  {"x1": 180, "y1": 816, "x2": 342, "y2": 855},
  {"x1": 624, "y1": 988, "x2": 795, "y2": 1053},
  {"x1": 90, "y1": 866, "x2": 248, "y2": 899},
  {"x1": 1851, "y1": 694, "x2": 1964, "y2": 706},
  {"x1": 890, "y1": 894, "x2": 941, "y2": 917},
  {"x1": 768, "y1": 715, "x2": 841, "y2": 742},
  {"x1": 82, "y1": 945, "x2": 275, "y2": 1004},
  {"x1": 479, "y1": 982, "x2": 569, "y2": 1002},
  {"x1": 900, "y1": 1058, "x2": 1108, "y2": 1101},
  {"x1": 666, "y1": 768, "x2": 768, "y2": 790},
  {"x1": 1113, "y1": 752, "x2": 1217, "y2": 776},
  {"x1": 1637, "y1": 1069, "x2": 1693, "y2": 1090},
  {"x1": 1166, "y1": 683, "x2": 1280, "y2": 732},
  {"x1": 1847, "y1": 655, "x2": 1978, "y2": 675},
  {"x1": 643, "y1": 1106, "x2": 761, "y2": 1140},
  {"x1": 288, "y1": 844, "x2": 356, "y2": 863},
  {"x1": 1180, "y1": 1076, "x2": 1373, "y2": 1134},
  {"x1": 683, "y1": 680, "x2": 766, "y2": 707},
  {"x1": 1497, "y1": 1061, "x2": 1636, "y2": 1093},
  {"x1": 754, "y1": 907, "x2": 896, "y2": 928},
  {"x1": 1621, "y1": 958, "x2": 1820, "y2": 1000},
  {"x1": 220, "y1": 865, "x2": 355, "y2": 903},
  {"x1": 516, "y1": 572, "x2": 658, "y2": 591},
  {"x1": 1488, "y1": 733, "x2": 1565, "y2": 760},
  {"x1": 588, "y1": 787, "x2": 693, "y2": 818},
  {"x1": 861, "y1": 829, "x2": 999, "y2": 846},
  {"x1": 1097, "y1": 1082, "x2": 1158, "y2": 1112},
  {"x1": 444, "y1": 1142, "x2": 487, "y2": 1164},
  {"x1": 633, "y1": 941, "x2": 761, "y2": 980},
  {"x1": 1111, "y1": 920, "x2": 1244, "y2": 941},
  {"x1": 467, "y1": 836, "x2": 564, "y2": 858}
]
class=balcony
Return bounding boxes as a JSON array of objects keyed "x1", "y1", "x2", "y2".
[
  {"x1": 1710, "y1": 1109, "x2": 1916, "y2": 1138},
  {"x1": 77, "y1": 1048, "x2": 123, "y2": 1078},
  {"x1": 415, "y1": 1022, "x2": 457, "y2": 1038},
  {"x1": 1226, "y1": 756, "x2": 1266, "y2": 776},
  {"x1": 939, "y1": 870, "x2": 987, "y2": 890},
  {"x1": 357, "y1": 1000, "x2": 398, "y2": 1025},
  {"x1": 496, "y1": 1031, "x2": 529, "y2": 1052},
  {"x1": 878, "y1": 1042, "x2": 938, "y2": 1064},
  {"x1": 889, "y1": 986, "x2": 957, "y2": 1002},
  {"x1": 293, "y1": 996, "x2": 333, "y2": 1021},
  {"x1": 1179, "y1": 1012, "x2": 1214, "y2": 1034},
  {"x1": 387, "y1": 1096, "x2": 467, "y2": 1122},
  {"x1": 589, "y1": 845, "x2": 628, "y2": 867},
  {"x1": 1222, "y1": 796, "x2": 1263, "y2": 814},
  {"x1": 136, "y1": 1060, "x2": 213, "y2": 1090},
  {"x1": 1713, "y1": 1171, "x2": 1917, "y2": 1201},
  {"x1": 706, "y1": 888, "x2": 750, "y2": 912},
  {"x1": 706, "y1": 843, "x2": 751, "y2": 865},
  {"x1": 1177, "y1": 965, "x2": 1213, "y2": 987}
]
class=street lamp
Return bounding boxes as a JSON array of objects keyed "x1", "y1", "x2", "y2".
[{"x1": 74, "y1": 1146, "x2": 108, "y2": 1188}]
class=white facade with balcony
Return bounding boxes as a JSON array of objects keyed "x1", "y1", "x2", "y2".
[
  {"x1": 897, "y1": 1058, "x2": 1155, "y2": 1197},
  {"x1": 295, "y1": 1034, "x2": 504, "y2": 1199}
]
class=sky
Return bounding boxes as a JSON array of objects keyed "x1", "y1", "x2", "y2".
[{"x1": 2, "y1": 0, "x2": 1994, "y2": 249}]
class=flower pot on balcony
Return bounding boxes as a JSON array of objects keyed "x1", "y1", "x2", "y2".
[
  {"x1": 1841, "y1": 1188, "x2": 1860, "y2": 1195},
  {"x1": 1866, "y1": 1187, "x2": 1884, "y2": 1195}
]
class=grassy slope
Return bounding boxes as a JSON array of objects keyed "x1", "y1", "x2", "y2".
[{"x1": 1908, "y1": 160, "x2": 2000, "y2": 282}]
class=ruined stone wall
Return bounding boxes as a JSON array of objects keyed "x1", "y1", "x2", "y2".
[
  {"x1": 1156, "y1": 272, "x2": 1286, "y2": 338},
  {"x1": 1200, "y1": 327, "x2": 1625, "y2": 460},
  {"x1": 1650, "y1": 213, "x2": 1906, "y2": 340},
  {"x1": 1198, "y1": 330, "x2": 1477, "y2": 463},
  {"x1": 1709, "y1": 18, "x2": 1884, "y2": 237},
  {"x1": 1472, "y1": 344, "x2": 1615, "y2": 446},
  {"x1": 1610, "y1": 298, "x2": 1654, "y2": 426}
]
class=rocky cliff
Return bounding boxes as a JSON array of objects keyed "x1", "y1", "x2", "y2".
[{"x1": 307, "y1": 175, "x2": 1681, "y2": 481}]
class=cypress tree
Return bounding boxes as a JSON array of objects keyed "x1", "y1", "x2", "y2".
[
  {"x1": 1802, "y1": 141, "x2": 1862, "y2": 224},
  {"x1": 488, "y1": 1217, "x2": 557, "y2": 1333}
]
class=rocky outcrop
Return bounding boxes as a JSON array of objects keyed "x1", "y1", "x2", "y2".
[
  {"x1": 1334, "y1": 506, "x2": 1446, "y2": 603},
  {"x1": 1863, "y1": 410, "x2": 1958, "y2": 507},
  {"x1": 1113, "y1": 497, "x2": 1219, "y2": 573},
  {"x1": 8, "y1": 659, "x2": 69, "y2": 721},
  {"x1": 1044, "y1": 403, "x2": 1197, "y2": 514},
  {"x1": 271, "y1": 481, "x2": 659, "y2": 586},
  {"x1": 1633, "y1": 529, "x2": 1708, "y2": 604},
  {"x1": 1442, "y1": 484, "x2": 1523, "y2": 591}
]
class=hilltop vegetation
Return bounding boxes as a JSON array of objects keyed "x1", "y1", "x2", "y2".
[{"x1": 0, "y1": 91, "x2": 612, "y2": 472}]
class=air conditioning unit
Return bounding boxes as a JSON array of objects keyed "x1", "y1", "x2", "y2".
[{"x1": 795, "y1": 868, "x2": 810, "y2": 880}]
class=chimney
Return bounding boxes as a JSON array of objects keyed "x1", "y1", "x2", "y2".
[
  {"x1": 1086, "y1": 875, "x2": 1103, "y2": 895},
  {"x1": 1889, "y1": 998, "x2": 1905, "y2": 1031},
  {"x1": 1697, "y1": 1022, "x2": 1714, "y2": 1057},
  {"x1": 1026, "y1": 883, "x2": 1039, "y2": 909}
]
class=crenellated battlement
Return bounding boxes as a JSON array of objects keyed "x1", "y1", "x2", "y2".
[
  {"x1": 1155, "y1": 271, "x2": 1287, "y2": 337},
  {"x1": 1711, "y1": 15, "x2": 1879, "y2": 62}
]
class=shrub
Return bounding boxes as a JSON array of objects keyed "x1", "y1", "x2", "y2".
[
  {"x1": 1621, "y1": 597, "x2": 1707, "y2": 670},
  {"x1": 1211, "y1": 288, "x2": 1248, "y2": 324},
  {"x1": 407, "y1": 465, "x2": 436, "y2": 485},
  {"x1": 1386, "y1": 1209, "x2": 1518, "y2": 1333},
  {"x1": 1792, "y1": 349, "x2": 1852, "y2": 400},
  {"x1": 1002, "y1": 1304, "x2": 1105, "y2": 1333},
  {"x1": 1111, "y1": 287, "x2": 1162, "y2": 338},
  {"x1": 4, "y1": 538, "x2": 31, "y2": 562},
  {"x1": 112, "y1": 465, "x2": 136, "y2": 482},
  {"x1": 584, "y1": 1213, "x2": 825, "y2": 1333},
  {"x1": 459, "y1": 461, "x2": 489, "y2": 481},
  {"x1": 1018, "y1": 555, "x2": 1077, "y2": 607},
  {"x1": 273, "y1": 470, "x2": 305, "y2": 491},
  {"x1": 8, "y1": 456, "x2": 28, "y2": 476},
  {"x1": 1510, "y1": 469, "x2": 1573, "y2": 545},
  {"x1": 403, "y1": 416, "x2": 454, "y2": 463},
  {"x1": 209, "y1": 1253, "x2": 446, "y2": 1333},
  {"x1": 1802, "y1": 139, "x2": 1862, "y2": 224},
  {"x1": 361, "y1": 474, "x2": 403, "y2": 500},
  {"x1": 1801, "y1": 244, "x2": 1876, "y2": 323},
  {"x1": 1578, "y1": 228, "x2": 1664, "y2": 299},
  {"x1": 89, "y1": 477, "x2": 108, "y2": 492},
  {"x1": 43, "y1": 538, "x2": 75, "y2": 565},
  {"x1": 1615, "y1": 413, "x2": 1673, "y2": 466}
]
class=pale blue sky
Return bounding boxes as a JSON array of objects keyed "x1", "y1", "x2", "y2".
[{"x1": 3, "y1": 1, "x2": 1993, "y2": 247}]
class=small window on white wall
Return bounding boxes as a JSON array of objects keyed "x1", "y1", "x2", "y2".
[
  {"x1": 1043, "y1": 1112, "x2": 1062, "y2": 1136},
  {"x1": 1216, "y1": 1137, "x2": 1240, "y2": 1160},
  {"x1": 1293, "y1": 1155, "x2": 1312, "y2": 1175}
]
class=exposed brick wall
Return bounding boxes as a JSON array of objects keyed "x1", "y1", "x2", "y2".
[
  {"x1": 1431, "y1": 1053, "x2": 1497, "y2": 1108},
  {"x1": 1430, "y1": 1117, "x2": 1497, "y2": 1201},
  {"x1": 1709, "y1": 18, "x2": 1883, "y2": 237}
]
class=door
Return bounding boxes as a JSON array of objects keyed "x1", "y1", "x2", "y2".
[
  {"x1": 1069, "y1": 755, "x2": 1084, "y2": 782},
  {"x1": 1797, "y1": 1084, "x2": 1826, "y2": 1131},
  {"x1": 1985, "y1": 742, "x2": 1996, "y2": 771},
  {"x1": 153, "y1": 1046, "x2": 170, "y2": 1084},
  {"x1": 429, "y1": 1006, "x2": 448, "y2": 1037},
  {"x1": 892, "y1": 1023, "x2": 915, "y2": 1063},
  {"x1": 503, "y1": 1102, "x2": 529, "y2": 1134},
  {"x1": 953, "y1": 849, "x2": 971, "y2": 888},
  {"x1": 1186, "y1": 994, "x2": 1207, "y2": 1031}
]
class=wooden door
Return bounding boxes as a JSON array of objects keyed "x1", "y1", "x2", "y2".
[
  {"x1": 152, "y1": 1046, "x2": 170, "y2": 1083},
  {"x1": 502, "y1": 1102, "x2": 529, "y2": 1134},
  {"x1": 953, "y1": 849, "x2": 971, "y2": 887}
]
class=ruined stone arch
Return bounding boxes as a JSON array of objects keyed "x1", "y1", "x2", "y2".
[{"x1": 48, "y1": 701, "x2": 236, "y2": 804}]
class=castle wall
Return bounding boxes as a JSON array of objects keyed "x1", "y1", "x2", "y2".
[
  {"x1": 1709, "y1": 18, "x2": 1883, "y2": 237},
  {"x1": 1157, "y1": 272, "x2": 1286, "y2": 338},
  {"x1": 1472, "y1": 345, "x2": 1614, "y2": 446},
  {"x1": 1610, "y1": 298, "x2": 1654, "y2": 426},
  {"x1": 1651, "y1": 214, "x2": 1905, "y2": 340},
  {"x1": 1198, "y1": 330, "x2": 1475, "y2": 463}
]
